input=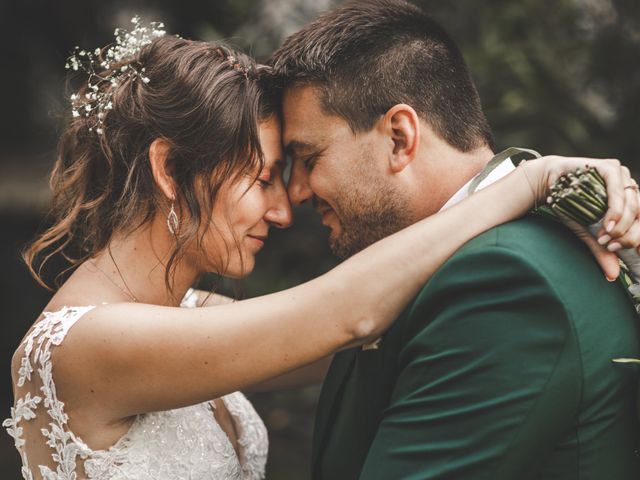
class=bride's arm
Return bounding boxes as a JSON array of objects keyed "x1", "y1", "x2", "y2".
[
  {"x1": 192, "y1": 289, "x2": 330, "y2": 391},
  {"x1": 190, "y1": 289, "x2": 330, "y2": 391},
  {"x1": 244, "y1": 356, "x2": 333, "y2": 392},
  {"x1": 58, "y1": 157, "x2": 636, "y2": 418}
]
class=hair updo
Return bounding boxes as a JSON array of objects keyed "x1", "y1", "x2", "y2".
[{"x1": 24, "y1": 35, "x2": 277, "y2": 291}]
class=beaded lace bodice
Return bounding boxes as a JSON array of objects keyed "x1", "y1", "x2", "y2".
[{"x1": 3, "y1": 303, "x2": 268, "y2": 479}]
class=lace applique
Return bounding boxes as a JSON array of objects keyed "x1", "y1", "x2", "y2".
[
  {"x1": 4, "y1": 305, "x2": 268, "y2": 479},
  {"x1": 4, "y1": 306, "x2": 95, "y2": 480},
  {"x1": 224, "y1": 393, "x2": 269, "y2": 479}
]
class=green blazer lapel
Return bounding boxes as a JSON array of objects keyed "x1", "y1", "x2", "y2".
[{"x1": 311, "y1": 348, "x2": 357, "y2": 472}]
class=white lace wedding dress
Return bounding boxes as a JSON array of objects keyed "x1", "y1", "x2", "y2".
[{"x1": 3, "y1": 294, "x2": 269, "y2": 479}]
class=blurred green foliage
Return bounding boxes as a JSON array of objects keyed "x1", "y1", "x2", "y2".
[{"x1": 419, "y1": 0, "x2": 640, "y2": 166}]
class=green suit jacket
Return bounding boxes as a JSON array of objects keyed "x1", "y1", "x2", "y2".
[{"x1": 312, "y1": 216, "x2": 640, "y2": 480}]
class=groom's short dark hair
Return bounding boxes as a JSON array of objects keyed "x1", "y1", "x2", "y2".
[{"x1": 269, "y1": 0, "x2": 494, "y2": 152}]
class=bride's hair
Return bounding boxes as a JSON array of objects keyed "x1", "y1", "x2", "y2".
[{"x1": 24, "y1": 35, "x2": 276, "y2": 291}]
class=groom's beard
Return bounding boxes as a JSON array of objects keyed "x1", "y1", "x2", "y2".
[{"x1": 324, "y1": 180, "x2": 414, "y2": 260}]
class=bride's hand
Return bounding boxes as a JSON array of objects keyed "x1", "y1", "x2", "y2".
[{"x1": 521, "y1": 156, "x2": 640, "y2": 280}]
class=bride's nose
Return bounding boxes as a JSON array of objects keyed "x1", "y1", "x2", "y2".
[{"x1": 265, "y1": 186, "x2": 293, "y2": 229}]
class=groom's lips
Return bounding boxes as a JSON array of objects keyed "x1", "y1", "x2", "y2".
[
  {"x1": 318, "y1": 208, "x2": 338, "y2": 228},
  {"x1": 314, "y1": 198, "x2": 339, "y2": 228},
  {"x1": 317, "y1": 207, "x2": 332, "y2": 223}
]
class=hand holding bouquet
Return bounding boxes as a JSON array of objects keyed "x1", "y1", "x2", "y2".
[
  {"x1": 540, "y1": 166, "x2": 640, "y2": 300},
  {"x1": 514, "y1": 152, "x2": 640, "y2": 284}
]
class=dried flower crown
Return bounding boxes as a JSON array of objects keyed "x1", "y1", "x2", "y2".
[
  {"x1": 65, "y1": 16, "x2": 167, "y2": 134},
  {"x1": 225, "y1": 54, "x2": 251, "y2": 79}
]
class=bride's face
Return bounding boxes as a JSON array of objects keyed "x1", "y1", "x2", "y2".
[{"x1": 202, "y1": 117, "x2": 292, "y2": 278}]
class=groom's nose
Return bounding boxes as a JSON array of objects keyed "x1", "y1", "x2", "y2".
[{"x1": 287, "y1": 161, "x2": 313, "y2": 206}]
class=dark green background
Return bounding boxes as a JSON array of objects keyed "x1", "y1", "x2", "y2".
[{"x1": 0, "y1": 1, "x2": 638, "y2": 478}]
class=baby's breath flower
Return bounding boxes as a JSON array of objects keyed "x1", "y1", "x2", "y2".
[{"x1": 64, "y1": 15, "x2": 168, "y2": 135}]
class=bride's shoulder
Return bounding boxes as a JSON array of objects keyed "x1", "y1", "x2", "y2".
[
  {"x1": 9, "y1": 304, "x2": 101, "y2": 405},
  {"x1": 10, "y1": 303, "x2": 121, "y2": 387}
]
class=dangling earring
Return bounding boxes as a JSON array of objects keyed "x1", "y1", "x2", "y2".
[{"x1": 167, "y1": 203, "x2": 179, "y2": 235}]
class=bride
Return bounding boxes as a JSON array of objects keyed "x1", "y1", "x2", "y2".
[{"x1": 5, "y1": 19, "x2": 640, "y2": 480}]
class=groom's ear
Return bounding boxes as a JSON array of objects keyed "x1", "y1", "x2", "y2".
[
  {"x1": 149, "y1": 138, "x2": 177, "y2": 201},
  {"x1": 380, "y1": 104, "x2": 420, "y2": 174}
]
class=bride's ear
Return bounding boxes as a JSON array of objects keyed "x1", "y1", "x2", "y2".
[
  {"x1": 380, "y1": 104, "x2": 420, "y2": 174},
  {"x1": 149, "y1": 138, "x2": 176, "y2": 201}
]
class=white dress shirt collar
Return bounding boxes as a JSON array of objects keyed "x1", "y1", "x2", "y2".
[{"x1": 439, "y1": 157, "x2": 516, "y2": 212}]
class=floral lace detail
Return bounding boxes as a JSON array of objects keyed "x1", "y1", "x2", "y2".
[
  {"x1": 3, "y1": 306, "x2": 95, "y2": 480},
  {"x1": 224, "y1": 393, "x2": 269, "y2": 479},
  {"x1": 4, "y1": 305, "x2": 268, "y2": 479}
]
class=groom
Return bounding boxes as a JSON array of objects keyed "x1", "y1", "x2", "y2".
[{"x1": 269, "y1": 0, "x2": 640, "y2": 478}]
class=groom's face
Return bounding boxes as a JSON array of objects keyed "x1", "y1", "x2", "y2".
[{"x1": 283, "y1": 85, "x2": 412, "y2": 259}]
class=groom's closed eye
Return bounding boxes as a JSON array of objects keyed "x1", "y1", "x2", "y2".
[{"x1": 303, "y1": 152, "x2": 321, "y2": 172}]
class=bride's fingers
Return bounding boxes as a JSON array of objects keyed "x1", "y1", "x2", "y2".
[
  {"x1": 605, "y1": 220, "x2": 640, "y2": 252},
  {"x1": 607, "y1": 178, "x2": 638, "y2": 239},
  {"x1": 594, "y1": 159, "x2": 628, "y2": 233}
]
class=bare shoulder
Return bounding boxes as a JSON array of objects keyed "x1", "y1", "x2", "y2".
[
  {"x1": 47, "y1": 304, "x2": 148, "y2": 412},
  {"x1": 51, "y1": 302, "x2": 199, "y2": 386},
  {"x1": 52, "y1": 303, "x2": 149, "y2": 371},
  {"x1": 8, "y1": 304, "x2": 117, "y2": 418}
]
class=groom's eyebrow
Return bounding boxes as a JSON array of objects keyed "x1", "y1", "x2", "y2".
[{"x1": 285, "y1": 140, "x2": 317, "y2": 158}]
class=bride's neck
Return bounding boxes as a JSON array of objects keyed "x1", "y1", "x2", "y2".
[{"x1": 89, "y1": 217, "x2": 199, "y2": 307}]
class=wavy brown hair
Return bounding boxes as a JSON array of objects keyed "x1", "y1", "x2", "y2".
[{"x1": 24, "y1": 35, "x2": 276, "y2": 293}]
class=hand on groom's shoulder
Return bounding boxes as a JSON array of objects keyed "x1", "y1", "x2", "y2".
[{"x1": 360, "y1": 215, "x2": 640, "y2": 480}]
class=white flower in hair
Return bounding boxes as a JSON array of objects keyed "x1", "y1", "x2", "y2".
[{"x1": 65, "y1": 15, "x2": 168, "y2": 134}]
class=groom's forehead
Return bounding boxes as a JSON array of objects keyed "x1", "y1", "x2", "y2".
[
  {"x1": 282, "y1": 86, "x2": 355, "y2": 152},
  {"x1": 281, "y1": 84, "x2": 340, "y2": 132}
]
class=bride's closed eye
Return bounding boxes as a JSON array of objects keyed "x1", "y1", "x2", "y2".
[{"x1": 258, "y1": 176, "x2": 273, "y2": 188}]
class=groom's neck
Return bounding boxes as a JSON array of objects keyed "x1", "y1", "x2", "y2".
[
  {"x1": 412, "y1": 143, "x2": 494, "y2": 218},
  {"x1": 441, "y1": 145, "x2": 495, "y2": 199}
]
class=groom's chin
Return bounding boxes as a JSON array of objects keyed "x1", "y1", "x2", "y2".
[
  {"x1": 329, "y1": 216, "x2": 415, "y2": 260},
  {"x1": 329, "y1": 230, "x2": 373, "y2": 261}
]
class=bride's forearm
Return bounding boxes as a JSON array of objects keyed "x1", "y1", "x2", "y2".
[{"x1": 245, "y1": 356, "x2": 333, "y2": 392}]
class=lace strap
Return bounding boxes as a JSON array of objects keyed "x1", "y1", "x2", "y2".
[
  {"x1": 4, "y1": 306, "x2": 96, "y2": 479},
  {"x1": 17, "y1": 306, "x2": 95, "y2": 387}
]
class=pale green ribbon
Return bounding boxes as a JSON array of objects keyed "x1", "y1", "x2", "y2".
[{"x1": 468, "y1": 147, "x2": 542, "y2": 195}]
